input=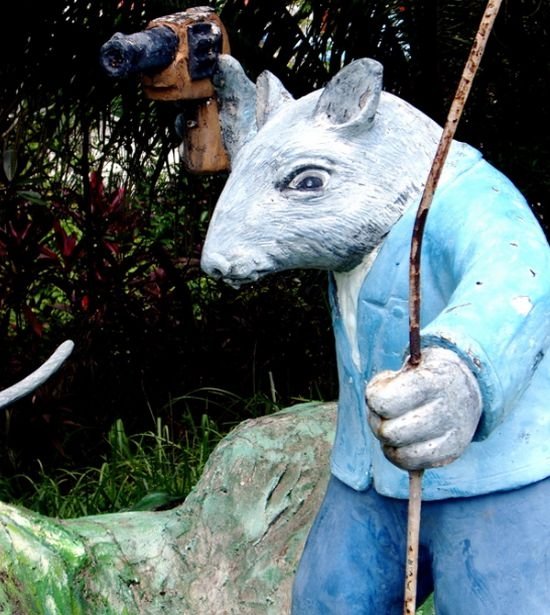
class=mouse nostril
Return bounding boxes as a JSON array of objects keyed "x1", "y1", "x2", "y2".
[{"x1": 201, "y1": 251, "x2": 232, "y2": 279}]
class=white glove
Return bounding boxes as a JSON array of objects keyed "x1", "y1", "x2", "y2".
[{"x1": 366, "y1": 347, "x2": 482, "y2": 471}]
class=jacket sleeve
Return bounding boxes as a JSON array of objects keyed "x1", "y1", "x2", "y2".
[{"x1": 420, "y1": 160, "x2": 550, "y2": 438}]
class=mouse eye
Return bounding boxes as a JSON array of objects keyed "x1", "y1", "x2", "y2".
[{"x1": 287, "y1": 168, "x2": 330, "y2": 193}]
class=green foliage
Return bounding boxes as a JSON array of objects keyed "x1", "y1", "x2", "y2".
[
  {"x1": 3, "y1": 411, "x2": 222, "y2": 518},
  {"x1": 0, "y1": 386, "x2": 284, "y2": 518}
]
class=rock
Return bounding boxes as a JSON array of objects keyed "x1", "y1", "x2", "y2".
[{"x1": 0, "y1": 401, "x2": 336, "y2": 614}]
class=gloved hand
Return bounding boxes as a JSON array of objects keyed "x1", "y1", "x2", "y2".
[{"x1": 366, "y1": 346, "x2": 482, "y2": 471}]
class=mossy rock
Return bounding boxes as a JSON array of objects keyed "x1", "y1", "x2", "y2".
[{"x1": 0, "y1": 402, "x2": 336, "y2": 614}]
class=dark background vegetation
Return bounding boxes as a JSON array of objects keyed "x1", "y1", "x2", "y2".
[{"x1": 0, "y1": 0, "x2": 548, "y2": 485}]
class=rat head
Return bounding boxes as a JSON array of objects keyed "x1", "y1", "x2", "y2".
[{"x1": 201, "y1": 57, "x2": 441, "y2": 287}]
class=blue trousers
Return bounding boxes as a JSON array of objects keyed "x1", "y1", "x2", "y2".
[{"x1": 292, "y1": 475, "x2": 550, "y2": 614}]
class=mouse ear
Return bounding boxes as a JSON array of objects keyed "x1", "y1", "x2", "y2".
[
  {"x1": 255, "y1": 70, "x2": 294, "y2": 128},
  {"x1": 314, "y1": 58, "x2": 383, "y2": 133},
  {"x1": 213, "y1": 54, "x2": 258, "y2": 161}
]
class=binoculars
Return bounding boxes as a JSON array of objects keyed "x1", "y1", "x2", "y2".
[{"x1": 100, "y1": 7, "x2": 230, "y2": 173}]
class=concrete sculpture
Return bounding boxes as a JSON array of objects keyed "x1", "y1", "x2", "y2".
[
  {"x1": 201, "y1": 55, "x2": 550, "y2": 613},
  {"x1": 0, "y1": 50, "x2": 547, "y2": 614}
]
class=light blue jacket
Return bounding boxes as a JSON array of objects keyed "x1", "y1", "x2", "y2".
[{"x1": 330, "y1": 144, "x2": 550, "y2": 500}]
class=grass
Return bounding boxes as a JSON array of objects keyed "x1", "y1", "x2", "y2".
[
  {"x1": 3, "y1": 411, "x2": 222, "y2": 518},
  {"x1": 1, "y1": 387, "x2": 281, "y2": 518}
]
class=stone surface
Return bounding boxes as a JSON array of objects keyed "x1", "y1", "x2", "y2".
[{"x1": 0, "y1": 401, "x2": 336, "y2": 614}]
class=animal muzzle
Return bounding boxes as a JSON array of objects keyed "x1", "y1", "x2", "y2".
[{"x1": 201, "y1": 249, "x2": 270, "y2": 289}]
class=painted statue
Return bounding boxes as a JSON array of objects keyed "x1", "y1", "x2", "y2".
[{"x1": 201, "y1": 56, "x2": 550, "y2": 613}]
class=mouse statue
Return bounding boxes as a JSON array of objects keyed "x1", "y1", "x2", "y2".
[{"x1": 201, "y1": 55, "x2": 550, "y2": 614}]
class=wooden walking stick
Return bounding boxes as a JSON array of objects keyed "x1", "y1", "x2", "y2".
[{"x1": 404, "y1": 1, "x2": 503, "y2": 613}]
